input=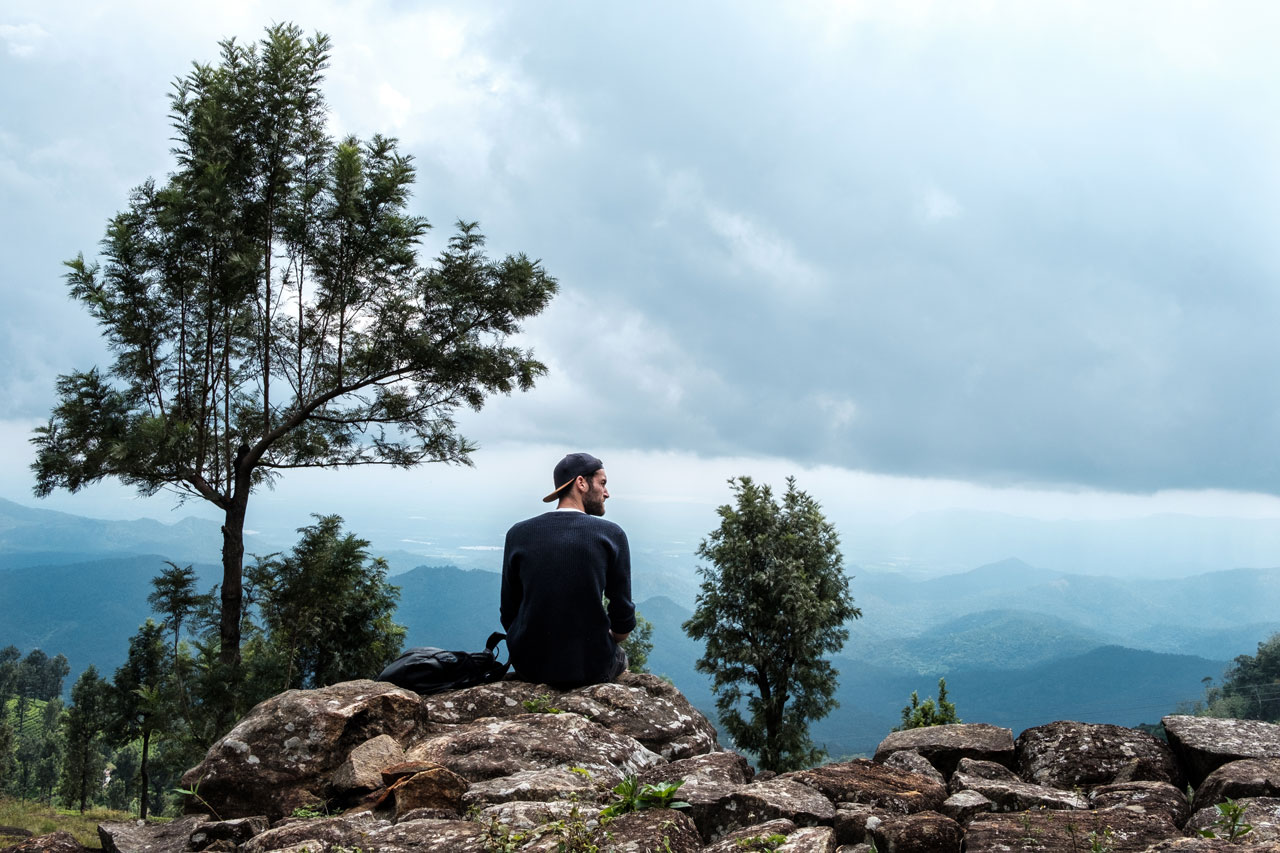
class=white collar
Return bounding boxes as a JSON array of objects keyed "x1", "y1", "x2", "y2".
[{"x1": 554, "y1": 506, "x2": 585, "y2": 513}]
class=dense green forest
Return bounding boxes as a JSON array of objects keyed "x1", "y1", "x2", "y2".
[{"x1": 0, "y1": 516, "x2": 406, "y2": 818}]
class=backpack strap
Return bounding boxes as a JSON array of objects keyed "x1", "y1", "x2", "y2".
[{"x1": 486, "y1": 632, "x2": 508, "y2": 664}]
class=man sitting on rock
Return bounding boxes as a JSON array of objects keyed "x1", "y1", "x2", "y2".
[{"x1": 500, "y1": 452, "x2": 635, "y2": 688}]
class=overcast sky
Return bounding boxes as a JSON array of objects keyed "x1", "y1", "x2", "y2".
[{"x1": 6, "y1": 1, "x2": 1280, "y2": 573}]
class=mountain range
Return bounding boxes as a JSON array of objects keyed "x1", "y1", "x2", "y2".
[{"x1": 1, "y1": 498, "x2": 1272, "y2": 757}]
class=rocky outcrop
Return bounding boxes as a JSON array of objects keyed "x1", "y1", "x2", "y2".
[
  {"x1": 1017, "y1": 720, "x2": 1184, "y2": 790},
  {"x1": 873, "y1": 723, "x2": 1015, "y2": 776},
  {"x1": 1164, "y1": 715, "x2": 1280, "y2": 786},
  {"x1": 82, "y1": 680, "x2": 1280, "y2": 853}
]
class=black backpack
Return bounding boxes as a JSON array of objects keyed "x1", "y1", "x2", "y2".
[{"x1": 376, "y1": 632, "x2": 510, "y2": 695}]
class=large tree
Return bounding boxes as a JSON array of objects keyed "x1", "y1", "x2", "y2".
[
  {"x1": 683, "y1": 477, "x2": 860, "y2": 772},
  {"x1": 32, "y1": 24, "x2": 557, "y2": 669}
]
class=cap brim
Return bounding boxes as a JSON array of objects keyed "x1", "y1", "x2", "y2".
[{"x1": 542, "y1": 481, "x2": 574, "y2": 503}]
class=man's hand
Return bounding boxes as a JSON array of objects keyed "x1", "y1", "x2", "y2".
[{"x1": 610, "y1": 630, "x2": 630, "y2": 643}]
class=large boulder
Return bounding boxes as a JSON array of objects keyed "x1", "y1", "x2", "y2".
[
  {"x1": 1017, "y1": 720, "x2": 1184, "y2": 790},
  {"x1": 180, "y1": 680, "x2": 427, "y2": 820},
  {"x1": 1163, "y1": 715, "x2": 1280, "y2": 787},
  {"x1": 1193, "y1": 758, "x2": 1280, "y2": 811},
  {"x1": 405, "y1": 710, "x2": 662, "y2": 784},
  {"x1": 873, "y1": 724, "x2": 1015, "y2": 777},
  {"x1": 786, "y1": 759, "x2": 948, "y2": 814}
]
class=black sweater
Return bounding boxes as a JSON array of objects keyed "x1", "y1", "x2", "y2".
[{"x1": 500, "y1": 511, "x2": 636, "y2": 686}]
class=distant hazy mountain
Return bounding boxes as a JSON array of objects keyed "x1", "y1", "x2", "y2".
[
  {"x1": 0, "y1": 499, "x2": 1248, "y2": 751},
  {"x1": 0, "y1": 497, "x2": 276, "y2": 569}
]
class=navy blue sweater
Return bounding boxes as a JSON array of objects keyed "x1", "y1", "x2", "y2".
[{"x1": 500, "y1": 511, "x2": 636, "y2": 686}]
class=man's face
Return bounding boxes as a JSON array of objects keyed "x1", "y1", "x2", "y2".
[{"x1": 583, "y1": 469, "x2": 609, "y2": 517}]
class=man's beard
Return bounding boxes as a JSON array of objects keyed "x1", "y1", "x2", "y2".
[{"x1": 584, "y1": 494, "x2": 606, "y2": 516}]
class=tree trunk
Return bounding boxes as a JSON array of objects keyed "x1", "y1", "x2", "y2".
[
  {"x1": 219, "y1": 498, "x2": 247, "y2": 669},
  {"x1": 219, "y1": 448, "x2": 254, "y2": 670},
  {"x1": 139, "y1": 728, "x2": 150, "y2": 820}
]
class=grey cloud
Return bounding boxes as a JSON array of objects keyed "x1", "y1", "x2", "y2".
[{"x1": 8, "y1": 2, "x2": 1280, "y2": 495}]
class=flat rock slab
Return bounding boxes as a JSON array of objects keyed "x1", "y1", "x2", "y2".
[
  {"x1": 874, "y1": 724, "x2": 1015, "y2": 777},
  {"x1": 188, "y1": 817, "x2": 269, "y2": 850},
  {"x1": 99, "y1": 816, "x2": 210, "y2": 853},
  {"x1": 460, "y1": 767, "x2": 600, "y2": 807},
  {"x1": 1090, "y1": 781, "x2": 1191, "y2": 829},
  {"x1": 1163, "y1": 715, "x2": 1280, "y2": 787},
  {"x1": 406, "y1": 710, "x2": 662, "y2": 784},
  {"x1": 707, "y1": 778, "x2": 836, "y2": 839},
  {"x1": 1139, "y1": 839, "x2": 1280, "y2": 852},
  {"x1": 1187, "y1": 796, "x2": 1280, "y2": 843},
  {"x1": 592, "y1": 809, "x2": 704, "y2": 852},
  {"x1": 941, "y1": 790, "x2": 994, "y2": 824},
  {"x1": 702, "y1": 819, "x2": 797, "y2": 853},
  {"x1": 362, "y1": 818, "x2": 491, "y2": 853},
  {"x1": 0, "y1": 833, "x2": 85, "y2": 853},
  {"x1": 786, "y1": 759, "x2": 947, "y2": 814},
  {"x1": 951, "y1": 757, "x2": 1021, "y2": 785},
  {"x1": 556, "y1": 677, "x2": 720, "y2": 760},
  {"x1": 476, "y1": 800, "x2": 601, "y2": 832},
  {"x1": 1018, "y1": 720, "x2": 1184, "y2": 790},
  {"x1": 1193, "y1": 758, "x2": 1280, "y2": 811},
  {"x1": 869, "y1": 810, "x2": 962, "y2": 853},
  {"x1": 774, "y1": 826, "x2": 836, "y2": 852},
  {"x1": 180, "y1": 680, "x2": 427, "y2": 820},
  {"x1": 882, "y1": 750, "x2": 945, "y2": 786},
  {"x1": 641, "y1": 751, "x2": 753, "y2": 840},
  {"x1": 420, "y1": 672, "x2": 720, "y2": 761},
  {"x1": 965, "y1": 808, "x2": 1178, "y2": 852},
  {"x1": 949, "y1": 770, "x2": 1089, "y2": 812},
  {"x1": 330, "y1": 733, "x2": 405, "y2": 799},
  {"x1": 240, "y1": 813, "x2": 389, "y2": 853}
]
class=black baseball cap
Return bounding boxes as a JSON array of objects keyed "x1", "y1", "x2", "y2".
[{"x1": 542, "y1": 452, "x2": 604, "y2": 502}]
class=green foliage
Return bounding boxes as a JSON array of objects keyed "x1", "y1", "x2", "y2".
[
  {"x1": 244, "y1": 514, "x2": 404, "y2": 690},
  {"x1": 736, "y1": 835, "x2": 789, "y2": 851},
  {"x1": 622, "y1": 612, "x2": 654, "y2": 674},
  {"x1": 110, "y1": 620, "x2": 171, "y2": 819},
  {"x1": 683, "y1": 476, "x2": 860, "y2": 772},
  {"x1": 894, "y1": 678, "x2": 960, "y2": 731},
  {"x1": 599, "y1": 775, "x2": 690, "y2": 819},
  {"x1": 1196, "y1": 798, "x2": 1253, "y2": 841},
  {"x1": 149, "y1": 563, "x2": 210, "y2": 661},
  {"x1": 31, "y1": 22, "x2": 557, "y2": 673},
  {"x1": 1199, "y1": 631, "x2": 1280, "y2": 722},
  {"x1": 58, "y1": 666, "x2": 111, "y2": 813},
  {"x1": 520, "y1": 694, "x2": 563, "y2": 714}
]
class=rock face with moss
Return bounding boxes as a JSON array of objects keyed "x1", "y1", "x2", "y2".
[{"x1": 82, "y1": 679, "x2": 1280, "y2": 853}]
